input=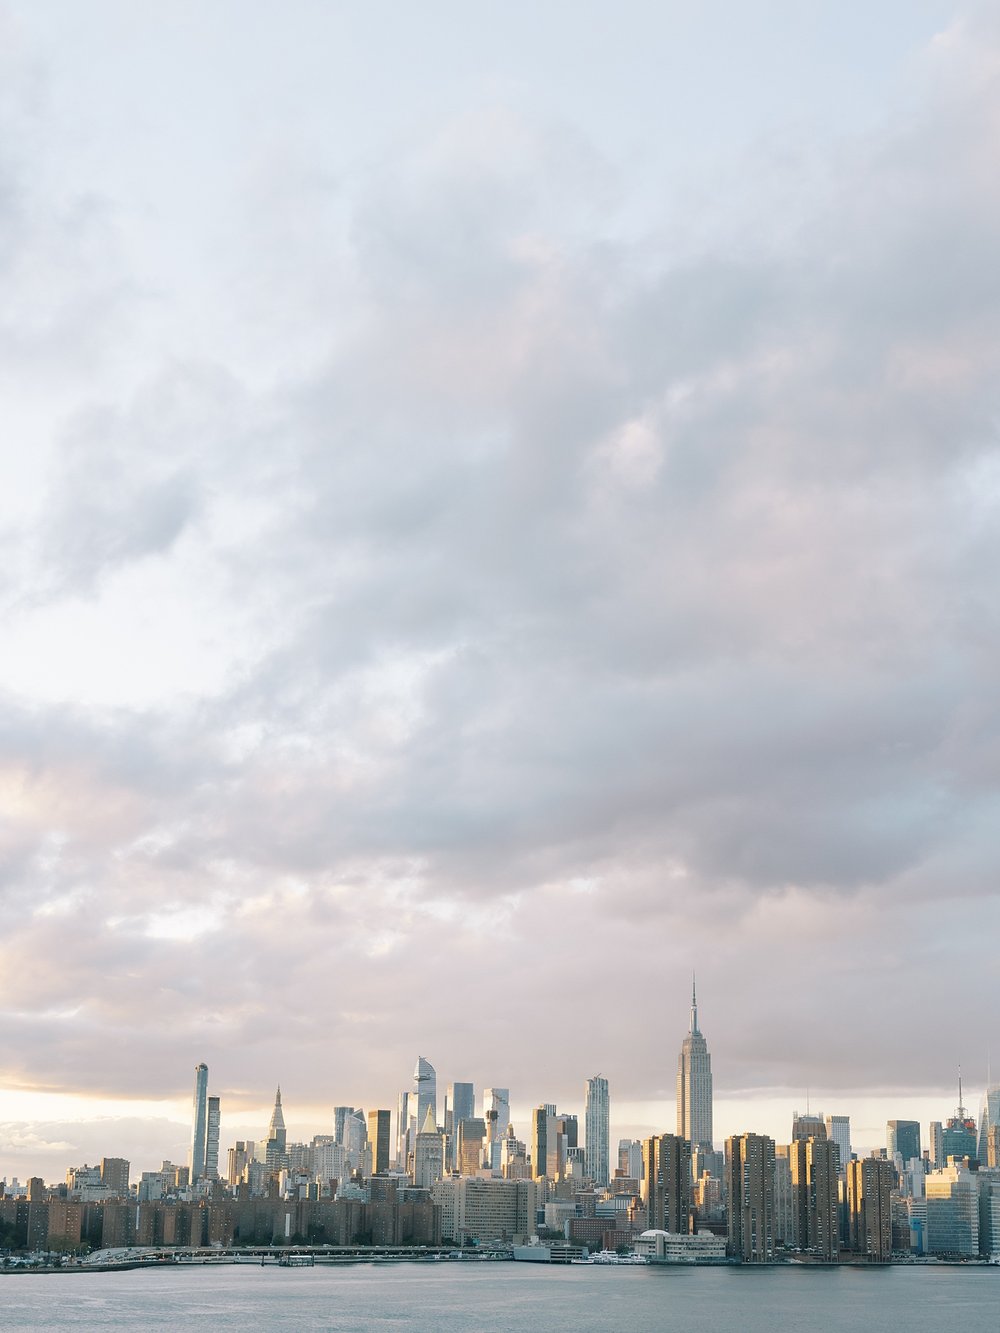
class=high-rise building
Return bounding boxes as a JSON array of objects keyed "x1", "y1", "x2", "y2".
[
  {"x1": 979, "y1": 1087, "x2": 1000, "y2": 1165},
  {"x1": 929, "y1": 1120, "x2": 944, "y2": 1167},
  {"x1": 265, "y1": 1086, "x2": 287, "y2": 1169},
  {"x1": 190, "y1": 1063, "x2": 209, "y2": 1180},
  {"x1": 790, "y1": 1137, "x2": 839, "y2": 1259},
  {"x1": 205, "y1": 1096, "x2": 221, "y2": 1179},
  {"x1": 677, "y1": 979, "x2": 713, "y2": 1150},
  {"x1": 887, "y1": 1120, "x2": 921, "y2": 1166},
  {"x1": 585, "y1": 1075, "x2": 610, "y2": 1188},
  {"x1": 333, "y1": 1107, "x2": 356, "y2": 1145},
  {"x1": 773, "y1": 1145, "x2": 794, "y2": 1248},
  {"x1": 791, "y1": 1112, "x2": 826, "y2": 1142},
  {"x1": 618, "y1": 1139, "x2": 644, "y2": 1180},
  {"x1": 926, "y1": 1159, "x2": 979, "y2": 1257},
  {"x1": 942, "y1": 1075, "x2": 978, "y2": 1163},
  {"x1": 414, "y1": 1057, "x2": 437, "y2": 1137},
  {"x1": 824, "y1": 1116, "x2": 851, "y2": 1174},
  {"x1": 725, "y1": 1133, "x2": 775, "y2": 1263},
  {"x1": 446, "y1": 1083, "x2": 475, "y2": 1132},
  {"x1": 482, "y1": 1088, "x2": 511, "y2": 1171},
  {"x1": 396, "y1": 1091, "x2": 411, "y2": 1169},
  {"x1": 414, "y1": 1104, "x2": 445, "y2": 1189},
  {"x1": 643, "y1": 1133, "x2": 692, "y2": 1234},
  {"x1": 368, "y1": 1109, "x2": 392, "y2": 1175},
  {"x1": 846, "y1": 1156, "x2": 893, "y2": 1262},
  {"x1": 530, "y1": 1106, "x2": 551, "y2": 1180},
  {"x1": 100, "y1": 1158, "x2": 130, "y2": 1195},
  {"x1": 979, "y1": 1086, "x2": 1000, "y2": 1165},
  {"x1": 457, "y1": 1118, "x2": 487, "y2": 1176}
]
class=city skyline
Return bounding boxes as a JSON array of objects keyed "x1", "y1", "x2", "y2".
[
  {"x1": 3, "y1": 0, "x2": 1000, "y2": 1197},
  {"x1": 4, "y1": 1000, "x2": 998, "y2": 1185}
]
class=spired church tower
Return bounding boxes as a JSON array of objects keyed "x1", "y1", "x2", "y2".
[{"x1": 676, "y1": 977, "x2": 713, "y2": 1149}]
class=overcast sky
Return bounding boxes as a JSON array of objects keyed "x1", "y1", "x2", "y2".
[{"x1": 2, "y1": 1, "x2": 999, "y2": 1180}]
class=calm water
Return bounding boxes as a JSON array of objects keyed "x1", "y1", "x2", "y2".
[{"x1": 0, "y1": 1263, "x2": 997, "y2": 1332}]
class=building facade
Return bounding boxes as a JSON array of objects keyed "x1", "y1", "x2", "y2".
[{"x1": 676, "y1": 980, "x2": 713, "y2": 1150}]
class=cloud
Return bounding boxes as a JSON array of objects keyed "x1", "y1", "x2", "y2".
[{"x1": 1, "y1": 9, "x2": 999, "y2": 1175}]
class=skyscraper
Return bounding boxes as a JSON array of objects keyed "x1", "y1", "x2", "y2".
[
  {"x1": 824, "y1": 1115, "x2": 851, "y2": 1174},
  {"x1": 189, "y1": 1063, "x2": 209, "y2": 1180},
  {"x1": 368, "y1": 1109, "x2": 392, "y2": 1175},
  {"x1": 643, "y1": 1133, "x2": 692, "y2": 1234},
  {"x1": 979, "y1": 1086, "x2": 1000, "y2": 1165},
  {"x1": 677, "y1": 978, "x2": 713, "y2": 1149},
  {"x1": 205, "y1": 1095, "x2": 221, "y2": 1179},
  {"x1": 414, "y1": 1057, "x2": 437, "y2": 1135},
  {"x1": 847, "y1": 1157, "x2": 893, "y2": 1262},
  {"x1": 942, "y1": 1074, "x2": 977, "y2": 1163},
  {"x1": 790, "y1": 1137, "x2": 839, "y2": 1259},
  {"x1": 887, "y1": 1120, "x2": 921, "y2": 1166},
  {"x1": 726, "y1": 1133, "x2": 775, "y2": 1263},
  {"x1": 265, "y1": 1086, "x2": 287, "y2": 1169},
  {"x1": 585, "y1": 1075, "x2": 610, "y2": 1188},
  {"x1": 482, "y1": 1088, "x2": 510, "y2": 1171}
]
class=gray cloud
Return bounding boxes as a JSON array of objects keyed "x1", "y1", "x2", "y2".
[{"x1": 1, "y1": 7, "x2": 999, "y2": 1172}]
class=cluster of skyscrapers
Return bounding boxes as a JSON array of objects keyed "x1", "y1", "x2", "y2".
[{"x1": 5, "y1": 984, "x2": 1000, "y2": 1263}]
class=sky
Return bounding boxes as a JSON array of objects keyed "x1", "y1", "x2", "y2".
[{"x1": 1, "y1": 0, "x2": 999, "y2": 1182}]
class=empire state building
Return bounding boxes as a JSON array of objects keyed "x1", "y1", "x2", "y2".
[{"x1": 676, "y1": 978, "x2": 713, "y2": 1149}]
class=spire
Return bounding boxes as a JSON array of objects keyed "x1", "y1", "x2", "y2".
[
  {"x1": 958, "y1": 1066, "x2": 965, "y2": 1118},
  {"x1": 269, "y1": 1085, "x2": 285, "y2": 1136},
  {"x1": 690, "y1": 973, "x2": 699, "y2": 1035},
  {"x1": 420, "y1": 1102, "x2": 437, "y2": 1135}
]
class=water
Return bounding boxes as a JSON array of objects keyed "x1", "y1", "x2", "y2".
[{"x1": 0, "y1": 1263, "x2": 997, "y2": 1332}]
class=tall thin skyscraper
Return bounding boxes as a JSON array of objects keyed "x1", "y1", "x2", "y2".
[
  {"x1": 190, "y1": 1063, "x2": 209, "y2": 1180},
  {"x1": 205, "y1": 1095, "x2": 221, "y2": 1178},
  {"x1": 585, "y1": 1075, "x2": 610, "y2": 1188},
  {"x1": 676, "y1": 977, "x2": 713, "y2": 1149},
  {"x1": 483, "y1": 1088, "x2": 511, "y2": 1170}
]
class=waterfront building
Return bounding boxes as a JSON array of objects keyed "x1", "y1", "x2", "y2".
[
  {"x1": 846, "y1": 1157, "x2": 893, "y2": 1262},
  {"x1": 634, "y1": 1229, "x2": 727, "y2": 1262},
  {"x1": 585, "y1": 1075, "x2": 610, "y2": 1188},
  {"x1": 926, "y1": 1159, "x2": 979, "y2": 1257},
  {"x1": 887, "y1": 1120, "x2": 921, "y2": 1166},
  {"x1": 677, "y1": 979, "x2": 713, "y2": 1150},
  {"x1": 978, "y1": 1175, "x2": 1000, "y2": 1257},
  {"x1": 790, "y1": 1137, "x2": 839, "y2": 1259},
  {"x1": 368, "y1": 1109, "x2": 392, "y2": 1175},
  {"x1": 190, "y1": 1063, "x2": 209, "y2": 1180},
  {"x1": 643, "y1": 1133, "x2": 692, "y2": 1235},
  {"x1": 725, "y1": 1133, "x2": 775, "y2": 1263},
  {"x1": 773, "y1": 1145, "x2": 794, "y2": 1247},
  {"x1": 432, "y1": 1175, "x2": 537, "y2": 1245}
]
